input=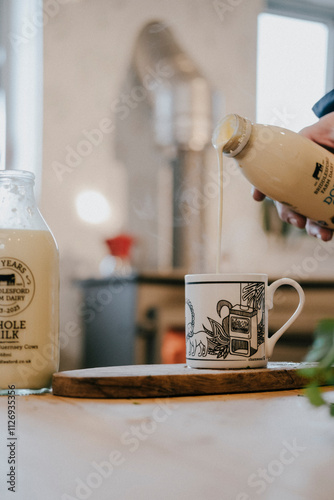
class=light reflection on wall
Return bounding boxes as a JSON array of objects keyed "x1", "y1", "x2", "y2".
[{"x1": 75, "y1": 190, "x2": 111, "y2": 225}]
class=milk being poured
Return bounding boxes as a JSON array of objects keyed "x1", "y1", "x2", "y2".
[
  {"x1": 212, "y1": 115, "x2": 243, "y2": 272},
  {"x1": 212, "y1": 113, "x2": 334, "y2": 270}
]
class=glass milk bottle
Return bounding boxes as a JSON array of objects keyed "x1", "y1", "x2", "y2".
[
  {"x1": 0, "y1": 170, "x2": 59, "y2": 394},
  {"x1": 212, "y1": 114, "x2": 334, "y2": 229}
]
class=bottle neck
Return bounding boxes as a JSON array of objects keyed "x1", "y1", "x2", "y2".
[{"x1": 0, "y1": 170, "x2": 45, "y2": 230}]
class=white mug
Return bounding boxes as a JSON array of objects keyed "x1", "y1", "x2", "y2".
[{"x1": 185, "y1": 273, "x2": 305, "y2": 369}]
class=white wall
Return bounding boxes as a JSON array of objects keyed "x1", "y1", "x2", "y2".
[
  {"x1": 41, "y1": 0, "x2": 265, "y2": 369},
  {"x1": 42, "y1": 0, "x2": 334, "y2": 370},
  {"x1": 42, "y1": 0, "x2": 263, "y2": 267}
]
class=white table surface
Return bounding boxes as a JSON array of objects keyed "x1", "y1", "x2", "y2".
[{"x1": 0, "y1": 388, "x2": 334, "y2": 500}]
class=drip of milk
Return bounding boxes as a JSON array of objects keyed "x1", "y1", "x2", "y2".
[
  {"x1": 215, "y1": 150, "x2": 224, "y2": 274},
  {"x1": 212, "y1": 116, "x2": 236, "y2": 273}
]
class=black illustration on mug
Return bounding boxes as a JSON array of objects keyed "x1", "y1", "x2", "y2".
[{"x1": 186, "y1": 282, "x2": 265, "y2": 359}]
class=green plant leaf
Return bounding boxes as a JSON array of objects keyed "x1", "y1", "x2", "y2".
[
  {"x1": 301, "y1": 319, "x2": 334, "y2": 416},
  {"x1": 305, "y1": 318, "x2": 334, "y2": 363},
  {"x1": 305, "y1": 384, "x2": 326, "y2": 407},
  {"x1": 298, "y1": 367, "x2": 318, "y2": 379}
]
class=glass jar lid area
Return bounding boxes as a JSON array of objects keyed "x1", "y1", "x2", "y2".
[{"x1": 0, "y1": 170, "x2": 35, "y2": 182}]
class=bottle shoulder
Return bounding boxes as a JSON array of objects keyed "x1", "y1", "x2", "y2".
[
  {"x1": 0, "y1": 204, "x2": 51, "y2": 231},
  {"x1": 239, "y1": 123, "x2": 332, "y2": 167}
]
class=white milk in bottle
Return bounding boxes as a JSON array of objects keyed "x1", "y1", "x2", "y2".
[
  {"x1": 212, "y1": 113, "x2": 334, "y2": 230},
  {"x1": 0, "y1": 171, "x2": 59, "y2": 394}
]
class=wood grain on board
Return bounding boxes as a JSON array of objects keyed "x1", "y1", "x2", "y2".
[{"x1": 52, "y1": 362, "x2": 312, "y2": 399}]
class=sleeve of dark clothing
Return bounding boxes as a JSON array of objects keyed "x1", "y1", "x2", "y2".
[{"x1": 312, "y1": 89, "x2": 334, "y2": 118}]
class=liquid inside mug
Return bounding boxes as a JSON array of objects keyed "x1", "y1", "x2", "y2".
[{"x1": 185, "y1": 274, "x2": 305, "y2": 369}]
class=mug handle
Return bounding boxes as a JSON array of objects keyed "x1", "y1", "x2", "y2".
[{"x1": 266, "y1": 278, "x2": 305, "y2": 359}]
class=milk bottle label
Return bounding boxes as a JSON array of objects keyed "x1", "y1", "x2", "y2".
[
  {"x1": 0, "y1": 258, "x2": 35, "y2": 317},
  {"x1": 312, "y1": 158, "x2": 333, "y2": 196}
]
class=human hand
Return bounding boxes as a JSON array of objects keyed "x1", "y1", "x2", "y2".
[{"x1": 252, "y1": 112, "x2": 334, "y2": 241}]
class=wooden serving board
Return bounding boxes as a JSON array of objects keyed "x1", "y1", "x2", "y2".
[{"x1": 52, "y1": 362, "x2": 313, "y2": 399}]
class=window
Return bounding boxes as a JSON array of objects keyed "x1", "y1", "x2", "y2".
[
  {"x1": 256, "y1": 1, "x2": 334, "y2": 132},
  {"x1": 0, "y1": 1, "x2": 43, "y2": 199}
]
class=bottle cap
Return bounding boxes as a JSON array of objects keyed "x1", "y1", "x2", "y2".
[{"x1": 212, "y1": 114, "x2": 252, "y2": 157}]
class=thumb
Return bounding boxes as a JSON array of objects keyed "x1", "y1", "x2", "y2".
[{"x1": 252, "y1": 186, "x2": 266, "y2": 201}]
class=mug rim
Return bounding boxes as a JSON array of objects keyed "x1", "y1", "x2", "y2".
[{"x1": 185, "y1": 273, "x2": 267, "y2": 283}]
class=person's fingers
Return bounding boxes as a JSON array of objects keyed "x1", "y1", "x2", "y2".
[
  {"x1": 305, "y1": 219, "x2": 333, "y2": 241},
  {"x1": 273, "y1": 202, "x2": 307, "y2": 229},
  {"x1": 252, "y1": 187, "x2": 266, "y2": 201},
  {"x1": 299, "y1": 113, "x2": 334, "y2": 152},
  {"x1": 253, "y1": 193, "x2": 307, "y2": 229},
  {"x1": 251, "y1": 187, "x2": 334, "y2": 241}
]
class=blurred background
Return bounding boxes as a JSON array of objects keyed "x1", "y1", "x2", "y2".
[{"x1": 1, "y1": 0, "x2": 334, "y2": 370}]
